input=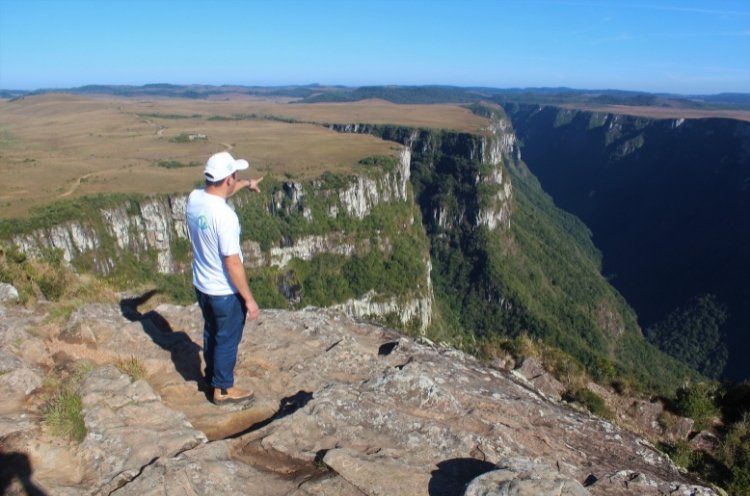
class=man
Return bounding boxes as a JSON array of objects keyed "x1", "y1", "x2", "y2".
[{"x1": 186, "y1": 151, "x2": 263, "y2": 404}]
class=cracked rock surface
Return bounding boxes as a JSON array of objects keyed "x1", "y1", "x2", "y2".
[{"x1": 0, "y1": 301, "x2": 717, "y2": 495}]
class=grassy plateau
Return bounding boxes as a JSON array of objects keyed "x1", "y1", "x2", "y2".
[{"x1": 0, "y1": 94, "x2": 488, "y2": 218}]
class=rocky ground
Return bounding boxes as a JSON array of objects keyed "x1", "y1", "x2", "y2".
[{"x1": 0, "y1": 293, "x2": 718, "y2": 495}]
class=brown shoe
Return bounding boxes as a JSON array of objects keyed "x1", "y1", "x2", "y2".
[{"x1": 213, "y1": 386, "x2": 254, "y2": 405}]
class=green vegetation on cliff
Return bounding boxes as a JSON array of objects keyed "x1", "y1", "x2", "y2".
[
  {"x1": 235, "y1": 167, "x2": 430, "y2": 319},
  {"x1": 360, "y1": 121, "x2": 698, "y2": 392},
  {"x1": 0, "y1": 194, "x2": 145, "y2": 239}
]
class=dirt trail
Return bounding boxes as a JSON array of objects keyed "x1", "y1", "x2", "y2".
[
  {"x1": 58, "y1": 167, "x2": 121, "y2": 198},
  {"x1": 143, "y1": 118, "x2": 166, "y2": 136},
  {"x1": 58, "y1": 172, "x2": 94, "y2": 198}
]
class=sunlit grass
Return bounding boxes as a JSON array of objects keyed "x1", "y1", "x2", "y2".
[
  {"x1": 117, "y1": 356, "x2": 147, "y2": 382},
  {"x1": 42, "y1": 362, "x2": 92, "y2": 443},
  {"x1": 1, "y1": 94, "x2": 477, "y2": 218},
  {"x1": 44, "y1": 389, "x2": 86, "y2": 442}
]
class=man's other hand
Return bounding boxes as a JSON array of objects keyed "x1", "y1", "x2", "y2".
[{"x1": 246, "y1": 297, "x2": 261, "y2": 321}]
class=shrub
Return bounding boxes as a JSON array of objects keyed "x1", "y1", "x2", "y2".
[
  {"x1": 288, "y1": 254, "x2": 353, "y2": 307},
  {"x1": 171, "y1": 237, "x2": 192, "y2": 264},
  {"x1": 563, "y1": 387, "x2": 612, "y2": 419},
  {"x1": 659, "y1": 440, "x2": 694, "y2": 469},
  {"x1": 672, "y1": 382, "x2": 720, "y2": 431},
  {"x1": 170, "y1": 133, "x2": 191, "y2": 143},
  {"x1": 500, "y1": 334, "x2": 538, "y2": 362},
  {"x1": 542, "y1": 346, "x2": 585, "y2": 387},
  {"x1": 156, "y1": 159, "x2": 201, "y2": 169},
  {"x1": 718, "y1": 414, "x2": 750, "y2": 494},
  {"x1": 611, "y1": 377, "x2": 638, "y2": 396},
  {"x1": 0, "y1": 245, "x2": 72, "y2": 303},
  {"x1": 588, "y1": 355, "x2": 617, "y2": 383},
  {"x1": 473, "y1": 334, "x2": 513, "y2": 363},
  {"x1": 37, "y1": 273, "x2": 66, "y2": 301},
  {"x1": 343, "y1": 250, "x2": 386, "y2": 297},
  {"x1": 358, "y1": 155, "x2": 398, "y2": 173}
]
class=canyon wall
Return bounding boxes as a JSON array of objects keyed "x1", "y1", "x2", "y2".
[{"x1": 504, "y1": 103, "x2": 750, "y2": 380}]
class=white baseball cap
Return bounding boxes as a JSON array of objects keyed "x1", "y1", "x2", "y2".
[{"x1": 204, "y1": 151, "x2": 249, "y2": 181}]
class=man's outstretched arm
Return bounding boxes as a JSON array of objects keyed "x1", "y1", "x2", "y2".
[{"x1": 229, "y1": 176, "x2": 264, "y2": 197}]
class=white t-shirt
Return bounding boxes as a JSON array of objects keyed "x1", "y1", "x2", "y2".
[{"x1": 186, "y1": 189, "x2": 244, "y2": 295}]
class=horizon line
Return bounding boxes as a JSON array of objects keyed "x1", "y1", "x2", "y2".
[{"x1": 1, "y1": 82, "x2": 749, "y2": 98}]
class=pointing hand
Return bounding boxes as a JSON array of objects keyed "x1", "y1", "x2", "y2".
[{"x1": 248, "y1": 176, "x2": 264, "y2": 193}]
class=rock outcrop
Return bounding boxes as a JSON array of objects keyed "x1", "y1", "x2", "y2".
[
  {"x1": 0, "y1": 283, "x2": 19, "y2": 303},
  {"x1": 0, "y1": 299, "x2": 716, "y2": 495},
  {"x1": 464, "y1": 459, "x2": 588, "y2": 496}
]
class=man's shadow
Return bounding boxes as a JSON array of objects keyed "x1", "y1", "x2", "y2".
[
  {"x1": 119, "y1": 289, "x2": 206, "y2": 395},
  {"x1": 0, "y1": 451, "x2": 48, "y2": 496}
]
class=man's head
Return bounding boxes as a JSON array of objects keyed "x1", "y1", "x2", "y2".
[{"x1": 204, "y1": 151, "x2": 249, "y2": 186}]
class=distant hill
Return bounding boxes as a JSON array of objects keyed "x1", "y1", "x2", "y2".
[{"x1": 2, "y1": 84, "x2": 749, "y2": 110}]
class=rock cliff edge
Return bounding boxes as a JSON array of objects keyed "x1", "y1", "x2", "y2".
[{"x1": 0, "y1": 300, "x2": 715, "y2": 495}]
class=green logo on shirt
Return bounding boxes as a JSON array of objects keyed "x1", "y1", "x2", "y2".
[{"x1": 198, "y1": 214, "x2": 208, "y2": 230}]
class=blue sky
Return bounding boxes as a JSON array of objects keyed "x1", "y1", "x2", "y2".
[{"x1": 0, "y1": 0, "x2": 748, "y2": 95}]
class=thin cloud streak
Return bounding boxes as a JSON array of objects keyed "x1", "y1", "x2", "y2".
[
  {"x1": 538, "y1": 0, "x2": 750, "y2": 17},
  {"x1": 648, "y1": 4, "x2": 750, "y2": 16},
  {"x1": 591, "y1": 33, "x2": 636, "y2": 45},
  {"x1": 644, "y1": 29, "x2": 750, "y2": 40}
]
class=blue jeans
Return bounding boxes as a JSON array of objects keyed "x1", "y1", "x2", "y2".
[{"x1": 195, "y1": 289, "x2": 246, "y2": 390}]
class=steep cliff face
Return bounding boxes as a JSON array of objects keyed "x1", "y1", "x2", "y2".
[
  {"x1": 504, "y1": 103, "x2": 750, "y2": 380},
  {"x1": 4, "y1": 145, "x2": 433, "y2": 332},
  {"x1": 329, "y1": 118, "x2": 516, "y2": 233},
  {"x1": 339, "y1": 148, "x2": 412, "y2": 219},
  {"x1": 326, "y1": 115, "x2": 519, "y2": 337},
  {"x1": 9, "y1": 148, "x2": 414, "y2": 277},
  {"x1": 336, "y1": 109, "x2": 694, "y2": 391},
  {"x1": 12, "y1": 196, "x2": 189, "y2": 275},
  {"x1": 5, "y1": 117, "x2": 519, "y2": 335},
  {"x1": 234, "y1": 147, "x2": 433, "y2": 331}
]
